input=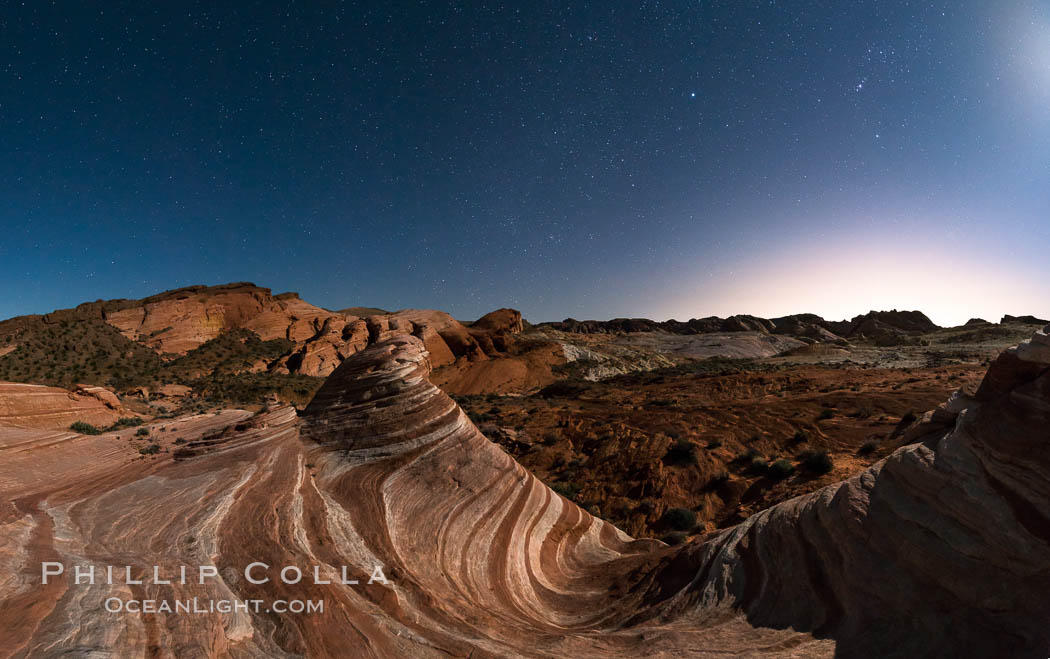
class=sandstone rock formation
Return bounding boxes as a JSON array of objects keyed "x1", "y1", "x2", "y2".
[
  {"x1": 0, "y1": 381, "x2": 128, "y2": 430},
  {"x1": 472, "y1": 307, "x2": 525, "y2": 334},
  {"x1": 0, "y1": 283, "x2": 527, "y2": 383},
  {"x1": 1, "y1": 329, "x2": 1048, "y2": 656}
]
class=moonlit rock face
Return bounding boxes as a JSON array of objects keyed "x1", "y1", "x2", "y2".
[{"x1": 1, "y1": 335, "x2": 1049, "y2": 656}]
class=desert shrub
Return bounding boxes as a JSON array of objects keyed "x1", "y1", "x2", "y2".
[
  {"x1": 552, "y1": 481, "x2": 580, "y2": 500},
  {"x1": 70, "y1": 421, "x2": 102, "y2": 435},
  {"x1": 661, "y1": 531, "x2": 687, "y2": 546},
  {"x1": 749, "y1": 457, "x2": 769, "y2": 475},
  {"x1": 817, "y1": 409, "x2": 834, "y2": 420},
  {"x1": 107, "y1": 417, "x2": 144, "y2": 430},
  {"x1": 799, "y1": 449, "x2": 833, "y2": 475},
  {"x1": 537, "y1": 380, "x2": 592, "y2": 399},
  {"x1": 134, "y1": 427, "x2": 150, "y2": 437},
  {"x1": 173, "y1": 437, "x2": 186, "y2": 445},
  {"x1": 853, "y1": 403, "x2": 874, "y2": 419},
  {"x1": 661, "y1": 507, "x2": 697, "y2": 531},
  {"x1": 706, "y1": 437, "x2": 724, "y2": 449},
  {"x1": 706, "y1": 471, "x2": 730, "y2": 490},
  {"x1": 792, "y1": 429, "x2": 809, "y2": 444},
  {"x1": 735, "y1": 447, "x2": 760, "y2": 463},
  {"x1": 858, "y1": 441, "x2": 878, "y2": 455},
  {"x1": 139, "y1": 444, "x2": 160, "y2": 455},
  {"x1": 767, "y1": 458, "x2": 795, "y2": 480},
  {"x1": 664, "y1": 439, "x2": 698, "y2": 466},
  {"x1": 900, "y1": 410, "x2": 918, "y2": 424}
]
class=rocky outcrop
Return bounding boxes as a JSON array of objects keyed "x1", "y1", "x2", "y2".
[
  {"x1": 541, "y1": 310, "x2": 943, "y2": 344},
  {"x1": 103, "y1": 283, "x2": 333, "y2": 354},
  {"x1": 634, "y1": 324, "x2": 1050, "y2": 657},
  {"x1": 472, "y1": 308, "x2": 524, "y2": 334},
  {"x1": 770, "y1": 314, "x2": 848, "y2": 344},
  {"x1": 1, "y1": 282, "x2": 526, "y2": 380},
  {"x1": 965, "y1": 317, "x2": 990, "y2": 326},
  {"x1": 828, "y1": 309, "x2": 940, "y2": 339},
  {"x1": 2, "y1": 330, "x2": 1049, "y2": 656},
  {"x1": 1002, "y1": 314, "x2": 1049, "y2": 325},
  {"x1": 0, "y1": 381, "x2": 128, "y2": 429}
]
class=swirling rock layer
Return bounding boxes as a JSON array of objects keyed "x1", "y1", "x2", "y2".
[{"x1": 2, "y1": 330, "x2": 1050, "y2": 657}]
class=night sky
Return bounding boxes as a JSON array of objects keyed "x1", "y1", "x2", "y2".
[{"x1": 2, "y1": 1, "x2": 1048, "y2": 326}]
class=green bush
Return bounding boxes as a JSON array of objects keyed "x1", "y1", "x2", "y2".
[
  {"x1": 706, "y1": 471, "x2": 730, "y2": 490},
  {"x1": 661, "y1": 531, "x2": 687, "y2": 546},
  {"x1": 661, "y1": 507, "x2": 697, "y2": 531},
  {"x1": 107, "y1": 417, "x2": 144, "y2": 430},
  {"x1": 799, "y1": 449, "x2": 833, "y2": 475},
  {"x1": 139, "y1": 444, "x2": 160, "y2": 455},
  {"x1": 749, "y1": 457, "x2": 769, "y2": 475},
  {"x1": 664, "y1": 439, "x2": 698, "y2": 466},
  {"x1": 736, "y1": 447, "x2": 760, "y2": 463},
  {"x1": 134, "y1": 427, "x2": 150, "y2": 437},
  {"x1": 792, "y1": 430, "x2": 809, "y2": 444},
  {"x1": 767, "y1": 459, "x2": 795, "y2": 480},
  {"x1": 858, "y1": 441, "x2": 878, "y2": 455},
  {"x1": 537, "y1": 380, "x2": 592, "y2": 399},
  {"x1": 552, "y1": 482, "x2": 580, "y2": 500},
  {"x1": 70, "y1": 421, "x2": 102, "y2": 435}
]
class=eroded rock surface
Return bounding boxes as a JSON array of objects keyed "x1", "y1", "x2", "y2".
[
  {"x1": 0, "y1": 382, "x2": 128, "y2": 430},
  {"x1": 1, "y1": 330, "x2": 1048, "y2": 657}
]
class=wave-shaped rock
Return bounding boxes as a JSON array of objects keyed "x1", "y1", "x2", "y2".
[{"x1": 2, "y1": 329, "x2": 1049, "y2": 656}]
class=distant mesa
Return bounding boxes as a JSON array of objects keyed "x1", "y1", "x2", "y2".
[
  {"x1": 965, "y1": 317, "x2": 991, "y2": 326},
  {"x1": 539, "y1": 308, "x2": 941, "y2": 345},
  {"x1": 1001, "y1": 314, "x2": 1049, "y2": 325}
]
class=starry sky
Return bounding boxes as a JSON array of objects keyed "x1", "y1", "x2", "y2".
[{"x1": 2, "y1": 1, "x2": 1048, "y2": 326}]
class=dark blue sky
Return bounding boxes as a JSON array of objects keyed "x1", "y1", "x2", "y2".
[{"x1": 2, "y1": 1, "x2": 1047, "y2": 325}]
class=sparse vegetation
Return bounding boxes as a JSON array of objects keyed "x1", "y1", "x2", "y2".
[
  {"x1": 138, "y1": 443, "x2": 160, "y2": 455},
  {"x1": 552, "y1": 481, "x2": 580, "y2": 500},
  {"x1": 661, "y1": 531, "x2": 687, "y2": 546},
  {"x1": 798, "y1": 449, "x2": 834, "y2": 475},
  {"x1": 858, "y1": 441, "x2": 878, "y2": 455},
  {"x1": 107, "y1": 417, "x2": 144, "y2": 430},
  {"x1": 70, "y1": 421, "x2": 102, "y2": 435},
  {"x1": 661, "y1": 507, "x2": 697, "y2": 531},
  {"x1": 135, "y1": 427, "x2": 150, "y2": 437},
  {"x1": 749, "y1": 457, "x2": 769, "y2": 475},
  {"x1": 706, "y1": 471, "x2": 730, "y2": 490},
  {"x1": 537, "y1": 379, "x2": 593, "y2": 399},
  {"x1": 664, "y1": 439, "x2": 698, "y2": 466},
  {"x1": 767, "y1": 458, "x2": 795, "y2": 480}
]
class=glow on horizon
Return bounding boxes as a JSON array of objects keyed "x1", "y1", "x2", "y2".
[{"x1": 656, "y1": 244, "x2": 1047, "y2": 328}]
